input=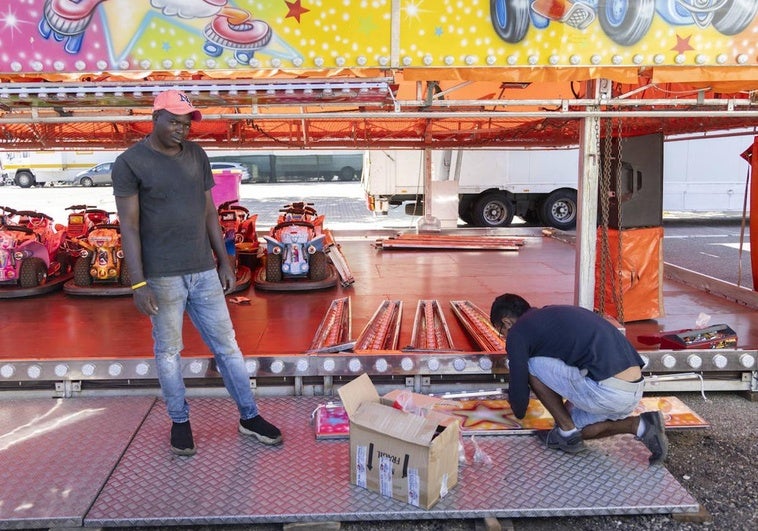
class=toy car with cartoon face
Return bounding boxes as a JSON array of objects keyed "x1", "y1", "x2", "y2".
[
  {"x1": 0, "y1": 209, "x2": 69, "y2": 290},
  {"x1": 0, "y1": 227, "x2": 50, "y2": 287},
  {"x1": 262, "y1": 202, "x2": 328, "y2": 282},
  {"x1": 71, "y1": 224, "x2": 129, "y2": 287}
]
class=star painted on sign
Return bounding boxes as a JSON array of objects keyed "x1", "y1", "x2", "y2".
[
  {"x1": 285, "y1": 0, "x2": 310, "y2": 23},
  {"x1": 445, "y1": 401, "x2": 522, "y2": 429},
  {"x1": 672, "y1": 34, "x2": 694, "y2": 54}
]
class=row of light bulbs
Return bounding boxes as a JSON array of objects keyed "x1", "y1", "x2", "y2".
[
  {"x1": 0, "y1": 355, "x2": 498, "y2": 381},
  {"x1": 246, "y1": 355, "x2": 496, "y2": 375},
  {"x1": 8, "y1": 51, "x2": 755, "y2": 74},
  {"x1": 5, "y1": 352, "x2": 753, "y2": 380},
  {"x1": 639, "y1": 352, "x2": 755, "y2": 370},
  {"x1": 0, "y1": 82, "x2": 389, "y2": 101}
]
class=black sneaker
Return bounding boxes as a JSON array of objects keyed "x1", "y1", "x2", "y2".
[
  {"x1": 170, "y1": 421, "x2": 196, "y2": 456},
  {"x1": 239, "y1": 415, "x2": 283, "y2": 445},
  {"x1": 637, "y1": 410, "x2": 669, "y2": 465},
  {"x1": 537, "y1": 427, "x2": 587, "y2": 454}
]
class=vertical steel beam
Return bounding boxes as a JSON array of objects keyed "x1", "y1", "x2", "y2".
[
  {"x1": 575, "y1": 80, "x2": 601, "y2": 309},
  {"x1": 750, "y1": 136, "x2": 758, "y2": 290}
]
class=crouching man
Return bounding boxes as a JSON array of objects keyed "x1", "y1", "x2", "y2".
[{"x1": 490, "y1": 293, "x2": 667, "y2": 465}]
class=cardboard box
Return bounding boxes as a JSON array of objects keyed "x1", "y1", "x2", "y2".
[{"x1": 338, "y1": 374, "x2": 460, "y2": 509}]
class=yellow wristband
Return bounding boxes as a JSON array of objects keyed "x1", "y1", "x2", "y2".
[{"x1": 131, "y1": 281, "x2": 147, "y2": 290}]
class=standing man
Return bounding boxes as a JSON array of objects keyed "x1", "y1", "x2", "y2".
[
  {"x1": 113, "y1": 90, "x2": 281, "y2": 456},
  {"x1": 490, "y1": 293, "x2": 667, "y2": 465}
]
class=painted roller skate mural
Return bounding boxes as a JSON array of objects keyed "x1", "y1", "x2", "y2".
[
  {"x1": 2, "y1": 0, "x2": 756, "y2": 73},
  {"x1": 491, "y1": 0, "x2": 758, "y2": 46},
  {"x1": 38, "y1": 0, "x2": 106, "y2": 53},
  {"x1": 39, "y1": 0, "x2": 272, "y2": 63}
]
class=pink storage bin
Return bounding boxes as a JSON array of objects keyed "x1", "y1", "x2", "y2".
[{"x1": 211, "y1": 170, "x2": 241, "y2": 208}]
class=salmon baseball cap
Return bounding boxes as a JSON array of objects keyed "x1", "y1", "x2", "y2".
[{"x1": 153, "y1": 90, "x2": 202, "y2": 121}]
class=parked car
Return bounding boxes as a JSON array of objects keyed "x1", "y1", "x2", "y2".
[
  {"x1": 210, "y1": 162, "x2": 252, "y2": 183},
  {"x1": 74, "y1": 162, "x2": 114, "y2": 186}
]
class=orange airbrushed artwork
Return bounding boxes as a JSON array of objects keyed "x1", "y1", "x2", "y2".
[{"x1": 433, "y1": 399, "x2": 555, "y2": 432}]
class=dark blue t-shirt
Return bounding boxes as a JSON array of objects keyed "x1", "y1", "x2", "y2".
[
  {"x1": 506, "y1": 305, "x2": 644, "y2": 418},
  {"x1": 112, "y1": 139, "x2": 216, "y2": 278}
]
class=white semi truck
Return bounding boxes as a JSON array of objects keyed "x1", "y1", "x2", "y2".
[
  {"x1": 0, "y1": 150, "x2": 118, "y2": 188},
  {"x1": 361, "y1": 135, "x2": 755, "y2": 229},
  {"x1": 362, "y1": 148, "x2": 583, "y2": 230}
]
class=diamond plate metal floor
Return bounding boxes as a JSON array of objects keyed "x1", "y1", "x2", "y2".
[
  {"x1": 77, "y1": 396, "x2": 699, "y2": 527},
  {"x1": 0, "y1": 396, "x2": 155, "y2": 529}
]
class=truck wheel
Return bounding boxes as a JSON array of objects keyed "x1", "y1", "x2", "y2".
[
  {"x1": 597, "y1": 0, "x2": 655, "y2": 46},
  {"x1": 713, "y1": 0, "x2": 758, "y2": 35},
  {"x1": 308, "y1": 251, "x2": 328, "y2": 281},
  {"x1": 458, "y1": 196, "x2": 475, "y2": 225},
  {"x1": 73, "y1": 256, "x2": 93, "y2": 286},
  {"x1": 339, "y1": 166, "x2": 356, "y2": 181},
  {"x1": 19, "y1": 257, "x2": 47, "y2": 288},
  {"x1": 15, "y1": 171, "x2": 35, "y2": 188},
  {"x1": 541, "y1": 189, "x2": 577, "y2": 230},
  {"x1": 472, "y1": 192, "x2": 514, "y2": 227},
  {"x1": 265, "y1": 253, "x2": 282, "y2": 282}
]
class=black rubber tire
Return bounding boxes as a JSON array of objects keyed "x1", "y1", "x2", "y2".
[
  {"x1": 308, "y1": 251, "x2": 328, "y2": 281},
  {"x1": 540, "y1": 189, "x2": 578, "y2": 230},
  {"x1": 19, "y1": 257, "x2": 47, "y2": 288},
  {"x1": 73, "y1": 256, "x2": 93, "y2": 286},
  {"x1": 80, "y1": 176, "x2": 94, "y2": 187},
  {"x1": 16, "y1": 171, "x2": 35, "y2": 188},
  {"x1": 458, "y1": 196, "x2": 475, "y2": 225},
  {"x1": 265, "y1": 253, "x2": 282, "y2": 282},
  {"x1": 472, "y1": 192, "x2": 515, "y2": 227},
  {"x1": 339, "y1": 166, "x2": 356, "y2": 181}
]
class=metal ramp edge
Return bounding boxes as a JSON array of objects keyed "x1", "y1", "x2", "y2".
[{"x1": 0, "y1": 396, "x2": 156, "y2": 529}]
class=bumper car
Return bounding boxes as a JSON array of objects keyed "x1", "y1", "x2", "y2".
[
  {"x1": 0, "y1": 208, "x2": 73, "y2": 298},
  {"x1": 254, "y1": 201, "x2": 338, "y2": 291}
]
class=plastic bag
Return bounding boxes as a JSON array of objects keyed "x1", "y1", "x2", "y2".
[{"x1": 470, "y1": 435, "x2": 493, "y2": 466}]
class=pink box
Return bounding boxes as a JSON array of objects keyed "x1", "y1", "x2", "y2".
[{"x1": 211, "y1": 170, "x2": 241, "y2": 208}]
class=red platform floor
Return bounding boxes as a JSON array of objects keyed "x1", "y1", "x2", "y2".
[{"x1": 2, "y1": 229, "x2": 758, "y2": 365}]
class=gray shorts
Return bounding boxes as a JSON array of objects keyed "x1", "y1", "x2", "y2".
[{"x1": 528, "y1": 356, "x2": 644, "y2": 429}]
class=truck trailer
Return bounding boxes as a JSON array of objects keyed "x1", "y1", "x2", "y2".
[
  {"x1": 361, "y1": 135, "x2": 755, "y2": 229},
  {"x1": 362, "y1": 148, "x2": 581, "y2": 229},
  {"x1": 0, "y1": 150, "x2": 118, "y2": 188}
]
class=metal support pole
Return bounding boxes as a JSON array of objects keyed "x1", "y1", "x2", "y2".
[
  {"x1": 417, "y1": 145, "x2": 441, "y2": 232},
  {"x1": 575, "y1": 83, "x2": 601, "y2": 309},
  {"x1": 750, "y1": 136, "x2": 758, "y2": 290}
]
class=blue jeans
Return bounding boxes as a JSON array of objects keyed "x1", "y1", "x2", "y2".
[
  {"x1": 528, "y1": 356, "x2": 643, "y2": 429},
  {"x1": 148, "y1": 270, "x2": 259, "y2": 423}
]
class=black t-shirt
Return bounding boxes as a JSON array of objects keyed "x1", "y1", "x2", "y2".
[
  {"x1": 506, "y1": 305, "x2": 644, "y2": 418},
  {"x1": 112, "y1": 139, "x2": 216, "y2": 277}
]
